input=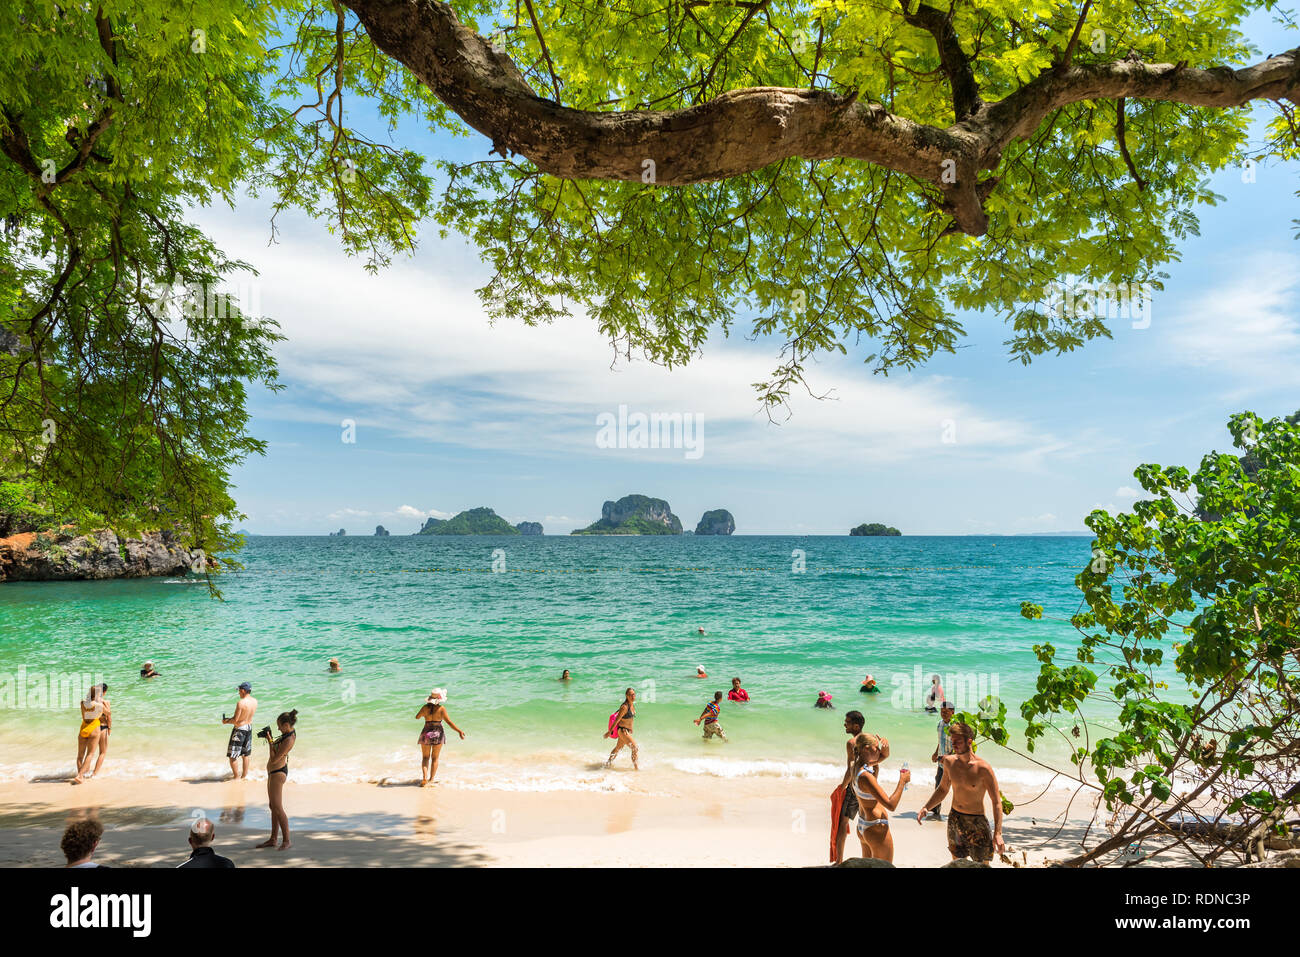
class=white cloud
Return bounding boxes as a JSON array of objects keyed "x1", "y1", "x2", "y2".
[{"x1": 198, "y1": 205, "x2": 1068, "y2": 473}]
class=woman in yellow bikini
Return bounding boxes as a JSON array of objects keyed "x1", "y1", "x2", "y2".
[
  {"x1": 72, "y1": 686, "x2": 104, "y2": 785},
  {"x1": 850, "y1": 732, "x2": 910, "y2": 862}
]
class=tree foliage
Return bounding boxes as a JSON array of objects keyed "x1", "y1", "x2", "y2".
[
  {"x1": 2, "y1": 1, "x2": 1298, "y2": 551},
  {"x1": 978, "y1": 411, "x2": 1300, "y2": 866}
]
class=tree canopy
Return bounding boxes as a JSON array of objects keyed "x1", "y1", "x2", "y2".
[
  {"x1": 2, "y1": 1, "x2": 1298, "y2": 551},
  {"x1": 983, "y1": 410, "x2": 1300, "y2": 866}
]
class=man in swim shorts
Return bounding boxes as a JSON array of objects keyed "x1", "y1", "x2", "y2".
[
  {"x1": 695, "y1": 691, "x2": 727, "y2": 740},
  {"x1": 916, "y1": 721, "x2": 1005, "y2": 863},
  {"x1": 831, "y1": 710, "x2": 866, "y2": 864},
  {"x1": 222, "y1": 682, "x2": 258, "y2": 779}
]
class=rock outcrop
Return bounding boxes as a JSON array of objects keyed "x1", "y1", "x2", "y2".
[
  {"x1": 329, "y1": 528, "x2": 346, "y2": 536},
  {"x1": 572, "y1": 494, "x2": 682, "y2": 535},
  {"x1": 374, "y1": 525, "x2": 390, "y2": 536},
  {"x1": 694, "y1": 509, "x2": 735, "y2": 535},
  {"x1": 515, "y1": 521, "x2": 543, "y2": 535},
  {"x1": 0, "y1": 529, "x2": 199, "y2": 582}
]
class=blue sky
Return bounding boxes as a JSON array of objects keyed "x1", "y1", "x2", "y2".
[{"x1": 209, "y1": 13, "x2": 1299, "y2": 536}]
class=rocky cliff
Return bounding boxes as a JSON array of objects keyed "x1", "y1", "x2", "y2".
[
  {"x1": 572, "y1": 494, "x2": 683, "y2": 535},
  {"x1": 695, "y1": 509, "x2": 735, "y2": 535},
  {"x1": 375, "y1": 525, "x2": 390, "y2": 536},
  {"x1": 0, "y1": 529, "x2": 199, "y2": 582},
  {"x1": 515, "y1": 521, "x2": 543, "y2": 535}
]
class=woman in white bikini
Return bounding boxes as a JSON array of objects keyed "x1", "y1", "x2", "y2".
[{"x1": 851, "y1": 732, "x2": 910, "y2": 863}]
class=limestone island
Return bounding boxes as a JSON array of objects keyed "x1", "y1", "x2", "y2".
[
  {"x1": 571, "y1": 494, "x2": 682, "y2": 535},
  {"x1": 849, "y1": 523, "x2": 901, "y2": 536},
  {"x1": 416, "y1": 507, "x2": 537, "y2": 535},
  {"x1": 515, "y1": 521, "x2": 544, "y2": 535},
  {"x1": 374, "y1": 525, "x2": 390, "y2": 536},
  {"x1": 695, "y1": 509, "x2": 735, "y2": 535}
]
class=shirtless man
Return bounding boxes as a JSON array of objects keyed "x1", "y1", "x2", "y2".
[
  {"x1": 222, "y1": 682, "x2": 258, "y2": 779},
  {"x1": 831, "y1": 710, "x2": 866, "y2": 864},
  {"x1": 915, "y1": 721, "x2": 1004, "y2": 862}
]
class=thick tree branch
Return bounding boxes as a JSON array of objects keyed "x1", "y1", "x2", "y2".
[
  {"x1": 900, "y1": 1, "x2": 982, "y2": 121},
  {"x1": 341, "y1": 0, "x2": 1300, "y2": 238}
]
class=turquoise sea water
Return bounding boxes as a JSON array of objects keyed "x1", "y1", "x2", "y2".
[{"x1": 0, "y1": 535, "x2": 1106, "y2": 791}]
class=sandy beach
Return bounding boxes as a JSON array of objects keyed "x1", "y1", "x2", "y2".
[{"x1": 0, "y1": 771, "x2": 1179, "y2": 868}]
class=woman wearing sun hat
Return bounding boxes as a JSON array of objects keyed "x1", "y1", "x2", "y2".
[{"x1": 414, "y1": 687, "x2": 465, "y2": 786}]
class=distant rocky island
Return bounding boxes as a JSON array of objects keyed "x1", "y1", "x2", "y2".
[
  {"x1": 329, "y1": 528, "x2": 346, "y2": 536},
  {"x1": 695, "y1": 509, "x2": 735, "y2": 535},
  {"x1": 515, "y1": 521, "x2": 543, "y2": 535},
  {"x1": 374, "y1": 525, "x2": 390, "y2": 536},
  {"x1": 572, "y1": 494, "x2": 683, "y2": 535},
  {"x1": 416, "y1": 507, "x2": 541, "y2": 535},
  {"x1": 850, "y1": 523, "x2": 901, "y2": 536}
]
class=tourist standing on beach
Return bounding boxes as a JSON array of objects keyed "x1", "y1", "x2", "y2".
[
  {"x1": 605, "y1": 687, "x2": 639, "y2": 770},
  {"x1": 695, "y1": 691, "x2": 727, "y2": 740},
  {"x1": 831, "y1": 710, "x2": 866, "y2": 864},
  {"x1": 850, "y1": 732, "x2": 909, "y2": 863},
  {"x1": 927, "y1": 701, "x2": 956, "y2": 820},
  {"x1": 916, "y1": 721, "x2": 1005, "y2": 863},
  {"x1": 415, "y1": 688, "x2": 464, "y2": 786},
  {"x1": 222, "y1": 682, "x2": 258, "y2": 780},
  {"x1": 256, "y1": 709, "x2": 298, "y2": 851},
  {"x1": 90, "y1": 683, "x2": 111, "y2": 780},
  {"x1": 72, "y1": 685, "x2": 104, "y2": 784}
]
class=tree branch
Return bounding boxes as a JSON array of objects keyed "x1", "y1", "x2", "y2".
[
  {"x1": 340, "y1": 0, "x2": 1300, "y2": 238},
  {"x1": 900, "y1": 1, "x2": 982, "y2": 121}
]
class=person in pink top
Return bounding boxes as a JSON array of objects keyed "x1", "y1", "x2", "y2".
[{"x1": 727, "y1": 677, "x2": 749, "y2": 702}]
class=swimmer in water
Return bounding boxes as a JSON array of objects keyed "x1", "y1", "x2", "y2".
[
  {"x1": 560, "y1": 669, "x2": 571, "y2": 681},
  {"x1": 328, "y1": 657, "x2": 341, "y2": 673},
  {"x1": 695, "y1": 665, "x2": 708, "y2": 679},
  {"x1": 815, "y1": 690, "x2": 834, "y2": 709}
]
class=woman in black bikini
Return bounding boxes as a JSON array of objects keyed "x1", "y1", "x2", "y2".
[
  {"x1": 256, "y1": 709, "x2": 297, "y2": 851},
  {"x1": 415, "y1": 689, "x2": 465, "y2": 787},
  {"x1": 605, "y1": 687, "x2": 639, "y2": 770}
]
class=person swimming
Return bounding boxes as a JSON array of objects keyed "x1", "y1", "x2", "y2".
[
  {"x1": 328, "y1": 657, "x2": 341, "y2": 673},
  {"x1": 695, "y1": 665, "x2": 708, "y2": 679},
  {"x1": 560, "y1": 669, "x2": 571, "y2": 681},
  {"x1": 815, "y1": 691, "x2": 834, "y2": 709},
  {"x1": 140, "y1": 661, "x2": 160, "y2": 678},
  {"x1": 925, "y1": 674, "x2": 945, "y2": 713},
  {"x1": 727, "y1": 677, "x2": 749, "y2": 702},
  {"x1": 860, "y1": 674, "x2": 881, "y2": 694}
]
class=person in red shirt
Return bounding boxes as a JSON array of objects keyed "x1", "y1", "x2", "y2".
[{"x1": 727, "y1": 677, "x2": 749, "y2": 702}]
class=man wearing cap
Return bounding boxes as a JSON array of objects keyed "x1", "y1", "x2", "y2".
[
  {"x1": 927, "y1": 701, "x2": 956, "y2": 820},
  {"x1": 178, "y1": 817, "x2": 236, "y2": 868},
  {"x1": 222, "y1": 682, "x2": 258, "y2": 779}
]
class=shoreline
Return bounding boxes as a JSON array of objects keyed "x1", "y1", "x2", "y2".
[{"x1": 0, "y1": 773, "x2": 1193, "y2": 868}]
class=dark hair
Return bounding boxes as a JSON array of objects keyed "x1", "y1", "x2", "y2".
[
  {"x1": 731, "y1": 677, "x2": 741, "y2": 683},
  {"x1": 61, "y1": 819, "x2": 104, "y2": 862},
  {"x1": 277, "y1": 709, "x2": 298, "y2": 727},
  {"x1": 713, "y1": 691, "x2": 724, "y2": 700},
  {"x1": 845, "y1": 710, "x2": 865, "y2": 728},
  {"x1": 99, "y1": 683, "x2": 109, "y2": 693}
]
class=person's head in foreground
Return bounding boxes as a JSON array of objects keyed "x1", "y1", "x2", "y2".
[
  {"x1": 328, "y1": 657, "x2": 340, "y2": 673},
  {"x1": 237, "y1": 681, "x2": 251, "y2": 697},
  {"x1": 276, "y1": 709, "x2": 299, "y2": 733},
  {"x1": 853, "y1": 732, "x2": 887, "y2": 768},
  {"x1": 949, "y1": 721, "x2": 974, "y2": 753},
  {"x1": 844, "y1": 710, "x2": 865, "y2": 736},
  {"x1": 189, "y1": 816, "x2": 216, "y2": 850},
  {"x1": 940, "y1": 701, "x2": 956, "y2": 723},
  {"x1": 61, "y1": 819, "x2": 104, "y2": 867}
]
